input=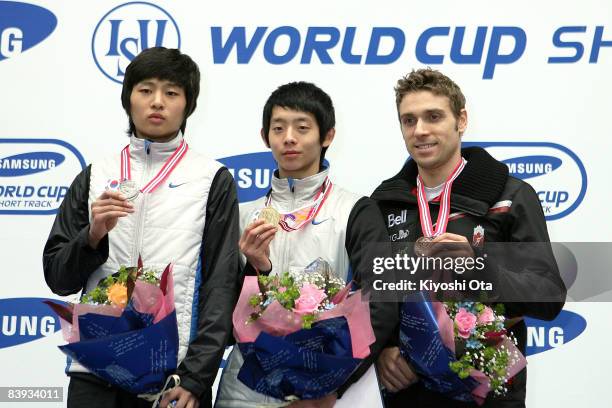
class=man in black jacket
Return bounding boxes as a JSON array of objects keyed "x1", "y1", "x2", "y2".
[
  {"x1": 371, "y1": 68, "x2": 566, "y2": 407},
  {"x1": 42, "y1": 47, "x2": 239, "y2": 408}
]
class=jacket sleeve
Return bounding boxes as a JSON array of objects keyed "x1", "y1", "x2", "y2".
[
  {"x1": 336, "y1": 197, "x2": 399, "y2": 398},
  {"x1": 495, "y1": 182, "x2": 567, "y2": 320},
  {"x1": 42, "y1": 165, "x2": 109, "y2": 296},
  {"x1": 177, "y1": 167, "x2": 240, "y2": 399}
]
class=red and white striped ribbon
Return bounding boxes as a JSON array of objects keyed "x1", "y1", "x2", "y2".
[
  {"x1": 120, "y1": 140, "x2": 188, "y2": 194},
  {"x1": 120, "y1": 145, "x2": 131, "y2": 181},
  {"x1": 265, "y1": 177, "x2": 333, "y2": 232},
  {"x1": 416, "y1": 158, "x2": 466, "y2": 237}
]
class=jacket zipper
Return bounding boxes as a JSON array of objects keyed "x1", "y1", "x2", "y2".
[
  {"x1": 132, "y1": 147, "x2": 151, "y2": 264},
  {"x1": 279, "y1": 190, "x2": 296, "y2": 274}
]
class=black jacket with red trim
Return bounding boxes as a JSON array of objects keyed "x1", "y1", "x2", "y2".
[{"x1": 370, "y1": 146, "x2": 566, "y2": 408}]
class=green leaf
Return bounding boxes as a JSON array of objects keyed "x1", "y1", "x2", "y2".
[
  {"x1": 141, "y1": 270, "x2": 160, "y2": 284},
  {"x1": 327, "y1": 286, "x2": 339, "y2": 297},
  {"x1": 301, "y1": 314, "x2": 316, "y2": 329},
  {"x1": 279, "y1": 272, "x2": 294, "y2": 288},
  {"x1": 248, "y1": 295, "x2": 262, "y2": 307},
  {"x1": 494, "y1": 303, "x2": 505, "y2": 315},
  {"x1": 483, "y1": 347, "x2": 496, "y2": 359}
]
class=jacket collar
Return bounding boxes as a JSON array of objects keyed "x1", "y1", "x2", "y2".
[
  {"x1": 128, "y1": 132, "x2": 184, "y2": 164},
  {"x1": 372, "y1": 147, "x2": 508, "y2": 215},
  {"x1": 270, "y1": 167, "x2": 330, "y2": 210}
]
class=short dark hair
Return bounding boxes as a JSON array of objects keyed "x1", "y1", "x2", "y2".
[
  {"x1": 121, "y1": 47, "x2": 200, "y2": 135},
  {"x1": 395, "y1": 68, "x2": 465, "y2": 119},
  {"x1": 262, "y1": 81, "x2": 335, "y2": 162}
]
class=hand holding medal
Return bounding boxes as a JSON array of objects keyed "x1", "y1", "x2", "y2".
[
  {"x1": 239, "y1": 216, "x2": 278, "y2": 272},
  {"x1": 89, "y1": 140, "x2": 189, "y2": 249},
  {"x1": 414, "y1": 234, "x2": 475, "y2": 258},
  {"x1": 89, "y1": 190, "x2": 134, "y2": 249},
  {"x1": 428, "y1": 232, "x2": 475, "y2": 259},
  {"x1": 414, "y1": 236, "x2": 434, "y2": 257},
  {"x1": 241, "y1": 177, "x2": 332, "y2": 272}
]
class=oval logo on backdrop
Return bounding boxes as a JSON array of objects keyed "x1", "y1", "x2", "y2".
[
  {"x1": 525, "y1": 310, "x2": 587, "y2": 356},
  {"x1": 0, "y1": 1, "x2": 57, "y2": 61},
  {"x1": 501, "y1": 155, "x2": 562, "y2": 180},
  {"x1": 218, "y1": 152, "x2": 277, "y2": 203},
  {"x1": 0, "y1": 152, "x2": 65, "y2": 177},
  {"x1": 0, "y1": 139, "x2": 86, "y2": 215},
  {"x1": 0, "y1": 298, "x2": 65, "y2": 349},
  {"x1": 464, "y1": 142, "x2": 587, "y2": 220},
  {"x1": 91, "y1": 1, "x2": 181, "y2": 84}
]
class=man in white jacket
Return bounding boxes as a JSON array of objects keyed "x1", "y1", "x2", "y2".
[
  {"x1": 215, "y1": 82, "x2": 397, "y2": 408},
  {"x1": 43, "y1": 47, "x2": 240, "y2": 408}
]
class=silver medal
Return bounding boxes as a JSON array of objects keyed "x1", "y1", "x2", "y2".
[{"x1": 119, "y1": 180, "x2": 139, "y2": 201}]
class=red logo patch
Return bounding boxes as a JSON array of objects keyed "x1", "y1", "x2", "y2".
[{"x1": 472, "y1": 225, "x2": 485, "y2": 248}]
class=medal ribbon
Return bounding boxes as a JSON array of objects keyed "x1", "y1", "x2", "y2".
[
  {"x1": 416, "y1": 158, "x2": 466, "y2": 237},
  {"x1": 120, "y1": 140, "x2": 188, "y2": 194},
  {"x1": 264, "y1": 177, "x2": 333, "y2": 232}
]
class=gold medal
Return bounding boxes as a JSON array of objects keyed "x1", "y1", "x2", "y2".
[{"x1": 258, "y1": 207, "x2": 281, "y2": 226}]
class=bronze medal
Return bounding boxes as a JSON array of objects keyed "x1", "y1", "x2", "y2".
[{"x1": 414, "y1": 236, "x2": 433, "y2": 257}]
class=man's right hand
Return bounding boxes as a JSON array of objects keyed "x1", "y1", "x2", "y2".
[
  {"x1": 239, "y1": 219, "x2": 277, "y2": 272},
  {"x1": 88, "y1": 190, "x2": 134, "y2": 249},
  {"x1": 376, "y1": 346, "x2": 418, "y2": 393}
]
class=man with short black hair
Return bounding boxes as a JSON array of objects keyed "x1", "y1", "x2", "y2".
[
  {"x1": 215, "y1": 81, "x2": 397, "y2": 408},
  {"x1": 43, "y1": 47, "x2": 240, "y2": 408}
]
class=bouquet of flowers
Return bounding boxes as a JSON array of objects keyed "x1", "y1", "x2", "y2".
[
  {"x1": 79, "y1": 265, "x2": 161, "y2": 307},
  {"x1": 399, "y1": 293, "x2": 526, "y2": 405},
  {"x1": 233, "y1": 258, "x2": 375, "y2": 401},
  {"x1": 444, "y1": 301, "x2": 523, "y2": 398},
  {"x1": 45, "y1": 257, "x2": 178, "y2": 395}
]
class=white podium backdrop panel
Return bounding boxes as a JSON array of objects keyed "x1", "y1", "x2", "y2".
[{"x1": 1, "y1": 0, "x2": 610, "y2": 406}]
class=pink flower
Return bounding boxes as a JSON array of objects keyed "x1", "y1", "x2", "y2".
[
  {"x1": 294, "y1": 284, "x2": 326, "y2": 315},
  {"x1": 478, "y1": 306, "x2": 495, "y2": 325},
  {"x1": 455, "y1": 308, "x2": 477, "y2": 339}
]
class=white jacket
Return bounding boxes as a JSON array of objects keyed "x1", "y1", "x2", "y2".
[
  {"x1": 215, "y1": 168, "x2": 361, "y2": 407},
  {"x1": 44, "y1": 132, "x2": 241, "y2": 400},
  {"x1": 70, "y1": 134, "x2": 221, "y2": 373}
]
